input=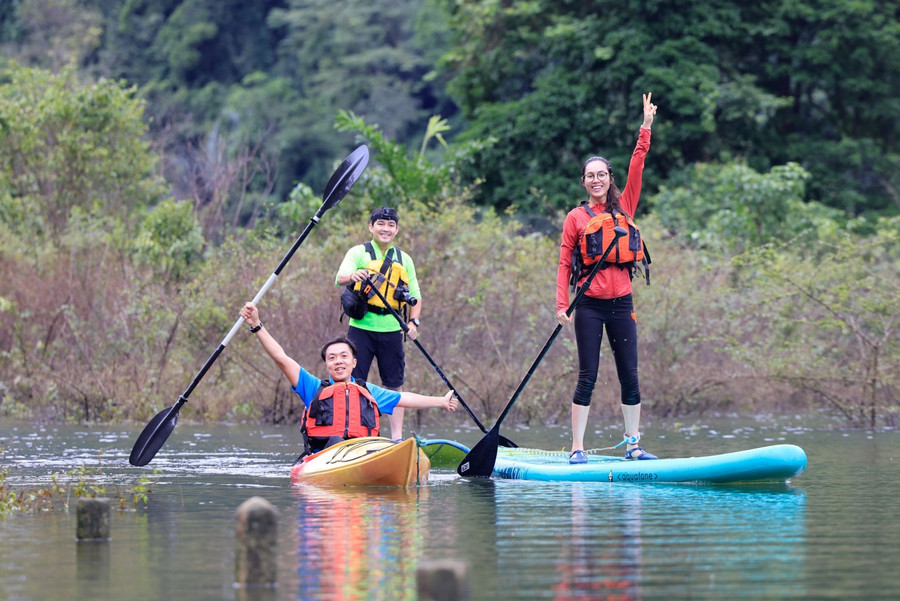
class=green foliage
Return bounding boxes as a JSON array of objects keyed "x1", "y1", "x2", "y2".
[
  {"x1": 725, "y1": 218, "x2": 900, "y2": 427},
  {"x1": 269, "y1": 0, "x2": 442, "y2": 141},
  {"x1": 0, "y1": 63, "x2": 167, "y2": 241},
  {"x1": 3, "y1": 24, "x2": 900, "y2": 430},
  {"x1": 133, "y1": 198, "x2": 205, "y2": 284},
  {"x1": 335, "y1": 109, "x2": 475, "y2": 211},
  {"x1": 7, "y1": 0, "x2": 898, "y2": 225},
  {"x1": 90, "y1": 0, "x2": 458, "y2": 216},
  {"x1": 108, "y1": 0, "x2": 283, "y2": 88},
  {"x1": 126, "y1": 471, "x2": 156, "y2": 509},
  {"x1": 0, "y1": 63, "x2": 182, "y2": 423},
  {"x1": 274, "y1": 182, "x2": 319, "y2": 235},
  {"x1": 650, "y1": 161, "x2": 844, "y2": 254},
  {"x1": 435, "y1": 0, "x2": 900, "y2": 218},
  {"x1": 0, "y1": 0, "x2": 103, "y2": 70},
  {"x1": 0, "y1": 464, "x2": 157, "y2": 515},
  {"x1": 0, "y1": 468, "x2": 65, "y2": 515}
]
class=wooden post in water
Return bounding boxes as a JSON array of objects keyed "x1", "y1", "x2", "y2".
[
  {"x1": 235, "y1": 496, "x2": 278, "y2": 588},
  {"x1": 417, "y1": 559, "x2": 470, "y2": 601},
  {"x1": 76, "y1": 497, "x2": 111, "y2": 540}
]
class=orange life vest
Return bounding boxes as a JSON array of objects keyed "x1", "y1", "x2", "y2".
[
  {"x1": 581, "y1": 205, "x2": 644, "y2": 265},
  {"x1": 301, "y1": 380, "x2": 380, "y2": 454},
  {"x1": 570, "y1": 204, "x2": 651, "y2": 290}
]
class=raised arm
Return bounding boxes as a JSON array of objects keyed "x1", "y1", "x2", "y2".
[
  {"x1": 619, "y1": 93, "x2": 659, "y2": 216},
  {"x1": 240, "y1": 302, "x2": 301, "y2": 387}
]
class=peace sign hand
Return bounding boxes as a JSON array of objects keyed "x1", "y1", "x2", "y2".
[{"x1": 642, "y1": 92, "x2": 658, "y2": 128}]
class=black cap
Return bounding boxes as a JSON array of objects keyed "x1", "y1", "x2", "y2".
[{"x1": 369, "y1": 206, "x2": 399, "y2": 224}]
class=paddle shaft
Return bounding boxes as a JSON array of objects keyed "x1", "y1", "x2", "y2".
[
  {"x1": 178, "y1": 144, "x2": 374, "y2": 402},
  {"x1": 490, "y1": 227, "x2": 628, "y2": 430},
  {"x1": 129, "y1": 146, "x2": 369, "y2": 466},
  {"x1": 456, "y1": 227, "x2": 627, "y2": 476},
  {"x1": 361, "y1": 277, "x2": 504, "y2": 439},
  {"x1": 179, "y1": 213, "x2": 325, "y2": 403}
]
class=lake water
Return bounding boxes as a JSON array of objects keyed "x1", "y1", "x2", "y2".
[{"x1": 1, "y1": 416, "x2": 899, "y2": 600}]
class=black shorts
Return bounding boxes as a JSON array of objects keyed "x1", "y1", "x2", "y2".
[{"x1": 347, "y1": 327, "x2": 405, "y2": 389}]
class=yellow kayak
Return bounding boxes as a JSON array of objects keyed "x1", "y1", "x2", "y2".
[{"x1": 290, "y1": 437, "x2": 431, "y2": 487}]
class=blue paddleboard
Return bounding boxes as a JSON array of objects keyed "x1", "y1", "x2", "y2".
[{"x1": 492, "y1": 444, "x2": 807, "y2": 483}]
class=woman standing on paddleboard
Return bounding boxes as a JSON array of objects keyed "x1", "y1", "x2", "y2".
[{"x1": 556, "y1": 92, "x2": 659, "y2": 465}]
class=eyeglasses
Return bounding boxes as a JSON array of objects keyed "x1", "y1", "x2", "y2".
[{"x1": 583, "y1": 171, "x2": 609, "y2": 182}]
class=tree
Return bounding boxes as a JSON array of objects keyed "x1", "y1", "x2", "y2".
[
  {"x1": 95, "y1": 0, "x2": 458, "y2": 227},
  {"x1": 133, "y1": 197, "x2": 204, "y2": 285},
  {"x1": 649, "y1": 161, "x2": 845, "y2": 254},
  {"x1": 270, "y1": 0, "x2": 447, "y2": 142},
  {"x1": 0, "y1": 63, "x2": 166, "y2": 242},
  {"x1": 729, "y1": 220, "x2": 900, "y2": 427},
  {"x1": 435, "y1": 0, "x2": 900, "y2": 218},
  {"x1": 0, "y1": 0, "x2": 102, "y2": 71}
]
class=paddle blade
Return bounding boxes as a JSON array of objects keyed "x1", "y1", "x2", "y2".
[
  {"x1": 129, "y1": 405, "x2": 180, "y2": 466},
  {"x1": 320, "y1": 145, "x2": 369, "y2": 213},
  {"x1": 499, "y1": 434, "x2": 518, "y2": 448},
  {"x1": 457, "y1": 427, "x2": 500, "y2": 477}
]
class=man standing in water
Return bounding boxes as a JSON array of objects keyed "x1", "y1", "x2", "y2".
[{"x1": 335, "y1": 207, "x2": 422, "y2": 441}]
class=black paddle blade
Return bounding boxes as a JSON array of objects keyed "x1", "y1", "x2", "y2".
[
  {"x1": 457, "y1": 426, "x2": 500, "y2": 477},
  {"x1": 320, "y1": 145, "x2": 369, "y2": 212},
  {"x1": 129, "y1": 404, "x2": 180, "y2": 466},
  {"x1": 499, "y1": 434, "x2": 518, "y2": 448}
]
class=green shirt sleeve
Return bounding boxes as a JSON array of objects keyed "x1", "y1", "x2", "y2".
[
  {"x1": 335, "y1": 244, "x2": 369, "y2": 286},
  {"x1": 336, "y1": 243, "x2": 421, "y2": 333},
  {"x1": 402, "y1": 251, "x2": 420, "y2": 300}
]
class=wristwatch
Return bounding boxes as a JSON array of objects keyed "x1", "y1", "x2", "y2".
[{"x1": 408, "y1": 318, "x2": 420, "y2": 327}]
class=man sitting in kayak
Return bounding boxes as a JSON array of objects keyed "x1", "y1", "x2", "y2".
[{"x1": 240, "y1": 302, "x2": 458, "y2": 457}]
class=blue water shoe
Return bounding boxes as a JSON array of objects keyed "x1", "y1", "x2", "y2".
[
  {"x1": 624, "y1": 446, "x2": 658, "y2": 460},
  {"x1": 569, "y1": 450, "x2": 588, "y2": 464}
]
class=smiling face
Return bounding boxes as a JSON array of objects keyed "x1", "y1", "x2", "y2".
[
  {"x1": 368, "y1": 218, "x2": 399, "y2": 248},
  {"x1": 582, "y1": 158, "x2": 612, "y2": 204},
  {"x1": 323, "y1": 342, "x2": 357, "y2": 383}
]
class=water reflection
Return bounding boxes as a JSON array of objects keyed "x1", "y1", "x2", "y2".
[
  {"x1": 75, "y1": 542, "x2": 111, "y2": 601},
  {"x1": 491, "y1": 481, "x2": 807, "y2": 600},
  {"x1": 10, "y1": 422, "x2": 898, "y2": 600},
  {"x1": 553, "y1": 483, "x2": 643, "y2": 601},
  {"x1": 291, "y1": 485, "x2": 428, "y2": 601}
]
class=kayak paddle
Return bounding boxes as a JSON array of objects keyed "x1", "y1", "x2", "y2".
[
  {"x1": 457, "y1": 225, "x2": 628, "y2": 477},
  {"x1": 129, "y1": 145, "x2": 370, "y2": 466}
]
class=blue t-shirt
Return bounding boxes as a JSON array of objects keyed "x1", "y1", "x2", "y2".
[{"x1": 291, "y1": 366, "x2": 401, "y2": 415}]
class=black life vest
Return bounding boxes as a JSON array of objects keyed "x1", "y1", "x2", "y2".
[{"x1": 301, "y1": 380, "x2": 381, "y2": 456}]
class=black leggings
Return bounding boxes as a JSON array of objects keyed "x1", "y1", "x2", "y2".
[{"x1": 572, "y1": 294, "x2": 641, "y2": 407}]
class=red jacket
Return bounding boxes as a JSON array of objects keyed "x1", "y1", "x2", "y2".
[{"x1": 556, "y1": 127, "x2": 651, "y2": 311}]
